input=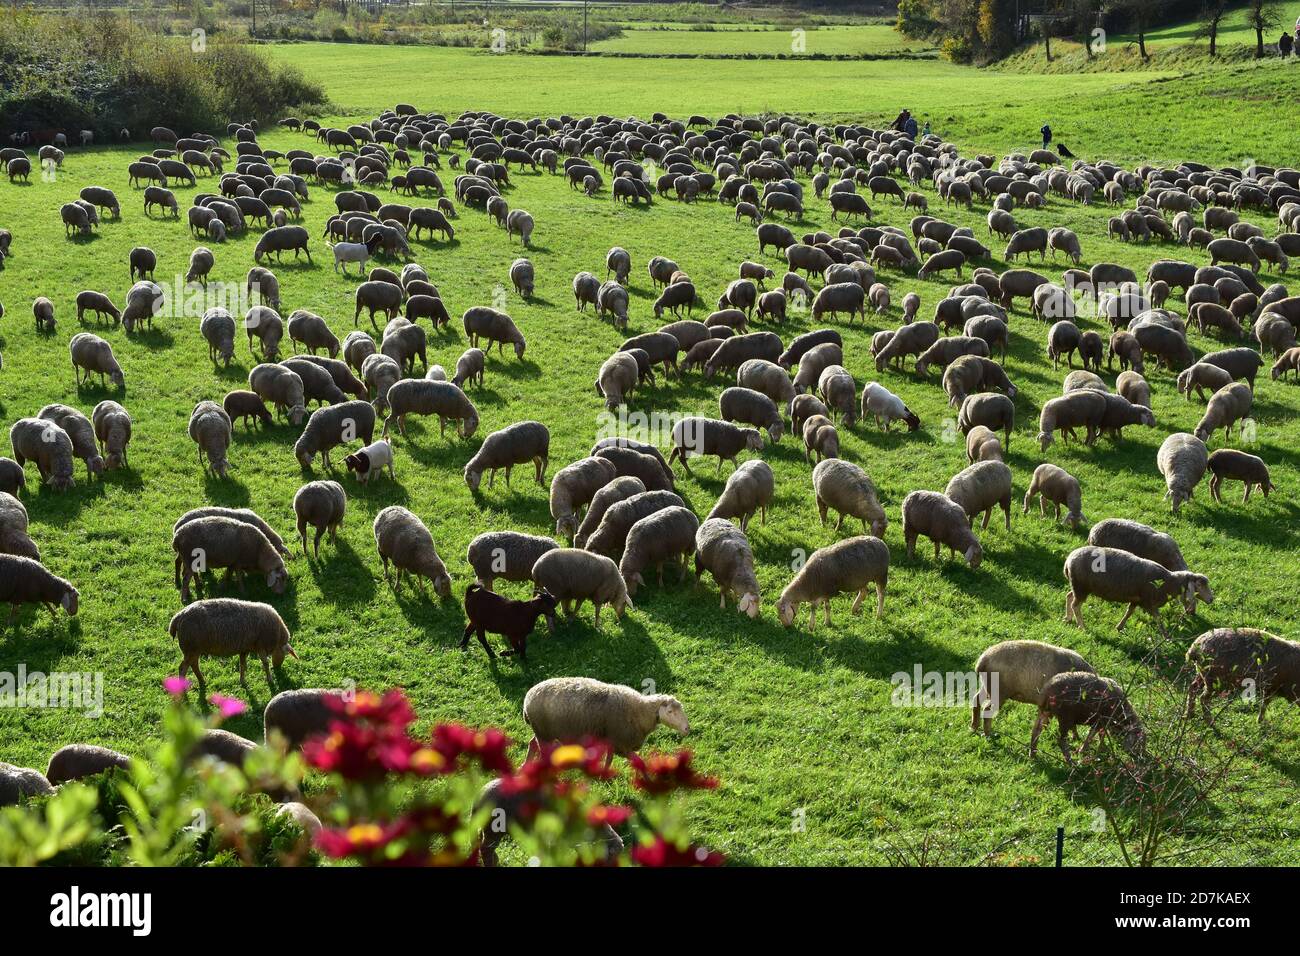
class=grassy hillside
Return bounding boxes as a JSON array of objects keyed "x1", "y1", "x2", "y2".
[
  {"x1": 589, "y1": 23, "x2": 933, "y2": 56},
  {"x1": 0, "y1": 42, "x2": 1297, "y2": 865}
]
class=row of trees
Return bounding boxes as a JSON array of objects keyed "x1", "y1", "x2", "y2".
[{"x1": 898, "y1": 0, "x2": 1289, "y2": 63}]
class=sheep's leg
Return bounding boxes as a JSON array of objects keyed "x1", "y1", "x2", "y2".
[
  {"x1": 1184, "y1": 675, "x2": 1203, "y2": 719},
  {"x1": 237, "y1": 654, "x2": 248, "y2": 685},
  {"x1": 823, "y1": 600, "x2": 832, "y2": 628},
  {"x1": 191, "y1": 660, "x2": 207, "y2": 697},
  {"x1": 262, "y1": 655, "x2": 274, "y2": 686},
  {"x1": 1059, "y1": 728, "x2": 1075, "y2": 765},
  {"x1": 1116, "y1": 602, "x2": 1136, "y2": 631},
  {"x1": 459, "y1": 623, "x2": 474, "y2": 650},
  {"x1": 850, "y1": 589, "x2": 865, "y2": 615},
  {"x1": 1029, "y1": 712, "x2": 1048, "y2": 757},
  {"x1": 1243, "y1": 484, "x2": 1251, "y2": 503},
  {"x1": 807, "y1": 605, "x2": 816, "y2": 631}
]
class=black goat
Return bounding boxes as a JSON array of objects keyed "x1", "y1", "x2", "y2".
[{"x1": 461, "y1": 584, "x2": 557, "y2": 661}]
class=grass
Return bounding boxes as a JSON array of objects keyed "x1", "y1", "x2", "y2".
[
  {"x1": 588, "y1": 23, "x2": 934, "y2": 56},
  {"x1": 1, "y1": 41, "x2": 1299, "y2": 866}
]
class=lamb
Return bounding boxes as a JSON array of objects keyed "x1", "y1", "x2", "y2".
[
  {"x1": 668, "y1": 417, "x2": 763, "y2": 475},
  {"x1": 692, "y1": 519, "x2": 761, "y2": 617},
  {"x1": 452, "y1": 348, "x2": 486, "y2": 388},
  {"x1": 248, "y1": 363, "x2": 307, "y2": 426},
  {"x1": 45, "y1": 745, "x2": 131, "y2": 784},
  {"x1": 970, "y1": 640, "x2": 1094, "y2": 736},
  {"x1": 1116, "y1": 370, "x2": 1151, "y2": 408},
  {"x1": 0, "y1": 492, "x2": 39, "y2": 560},
  {"x1": 776, "y1": 535, "x2": 890, "y2": 628},
  {"x1": 1206, "y1": 449, "x2": 1273, "y2": 502},
  {"x1": 550, "y1": 457, "x2": 619, "y2": 540},
  {"x1": 574, "y1": 477, "x2": 646, "y2": 548},
  {"x1": 584, "y1": 490, "x2": 686, "y2": 561},
  {"x1": 705, "y1": 459, "x2": 774, "y2": 532},
  {"x1": 1186, "y1": 629, "x2": 1300, "y2": 722},
  {"x1": 9, "y1": 418, "x2": 76, "y2": 491},
  {"x1": 965, "y1": 424, "x2": 1003, "y2": 463},
  {"x1": 901, "y1": 491, "x2": 982, "y2": 568},
  {"x1": 288, "y1": 310, "x2": 341, "y2": 357},
  {"x1": 189, "y1": 401, "x2": 233, "y2": 478},
  {"x1": 1107, "y1": 331, "x2": 1145, "y2": 374},
  {"x1": 169, "y1": 598, "x2": 296, "y2": 695},
  {"x1": 619, "y1": 506, "x2": 700, "y2": 597},
  {"x1": 172, "y1": 515, "x2": 289, "y2": 603},
  {"x1": 293, "y1": 400, "x2": 376, "y2": 470},
  {"x1": 293, "y1": 480, "x2": 346, "y2": 557},
  {"x1": 464, "y1": 421, "x2": 550, "y2": 491},
  {"x1": 720, "y1": 387, "x2": 783, "y2": 443},
  {"x1": 75, "y1": 291, "x2": 121, "y2": 326},
  {"x1": 1063, "y1": 545, "x2": 1212, "y2": 636},
  {"x1": 945, "y1": 460, "x2": 1013, "y2": 531},
  {"x1": 263, "y1": 688, "x2": 347, "y2": 749},
  {"x1": 1023, "y1": 464, "x2": 1085, "y2": 527},
  {"x1": 813, "y1": 458, "x2": 887, "y2": 536},
  {"x1": 344, "y1": 438, "x2": 395, "y2": 484},
  {"x1": 201, "y1": 308, "x2": 237, "y2": 368},
  {"x1": 1031, "y1": 672, "x2": 1145, "y2": 764},
  {"x1": 530, "y1": 547, "x2": 633, "y2": 628},
  {"x1": 465, "y1": 531, "x2": 558, "y2": 592},
  {"x1": 383, "y1": 380, "x2": 479, "y2": 440},
  {"x1": 460, "y1": 585, "x2": 557, "y2": 662},
  {"x1": 37, "y1": 404, "x2": 104, "y2": 479},
  {"x1": 860, "y1": 381, "x2": 920, "y2": 433},
  {"x1": 1194, "y1": 382, "x2": 1253, "y2": 443},
  {"x1": 463, "y1": 306, "x2": 526, "y2": 359},
  {"x1": 958, "y1": 393, "x2": 1014, "y2": 448},
  {"x1": 1037, "y1": 390, "x2": 1107, "y2": 451},
  {"x1": 372, "y1": 505, "x2": 452, "y2": 597},
  {"x1": 69, "y1": 333, "x2": 124, "y2": 388},
  {"x1": 522, "y1": 676, "x2": 689, "y2": 759}
]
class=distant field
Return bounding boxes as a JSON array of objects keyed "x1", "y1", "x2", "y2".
[
  {"x1": 2, "y1": 39, "x2": 1299, "y2": 867},
  {"x1": 589, "y1": 23, "x2": 933, "y2": 56},
  {"x1": 1137, "y1": 1, "x2": 1300, "y2": 46}
]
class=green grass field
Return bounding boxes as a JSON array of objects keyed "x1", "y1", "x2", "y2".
[
  {"x1": 589, "y1": 23, "x2": 933, "y2": 56},
  {"x1": 1, "y1": 41, "x2": 1298, "y2": 865}
]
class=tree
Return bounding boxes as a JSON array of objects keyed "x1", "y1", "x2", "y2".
[
  {"x1": 1246, "y1": 0, "x2": 1281, "y2": 59},
  {"x1": 1195, "y1": 0, "x2": 1232, "y2": 56}
]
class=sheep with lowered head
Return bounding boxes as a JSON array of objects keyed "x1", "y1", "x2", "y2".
[
  {"x1": 293, "y1": 480, "x2": 346, "y2": 558},
  {"x1": 169, "y1": 598, "x2": 296, "y2": 695},
  {"x1": 522, "y1": 677, "x2": 689, "y2": 762},
  {"x1": 263, "y1": 688, "x2": 347, "y2": 749},
  {"x1": 550, "y1": 457, "x2": 618, "y2": 540},
  {"x1": 1157, "y1": 432, "x2": 1209, "y2": 512},
  {"x1": 813, "y1": 458, "x2": 886, "y2": 537},
  {"x1": 172, "y1": 515, "x2": 289, "y2": 603},
  {"x1": 1063, "y1": 545, "x2": 1212, "y2": 636},
  {"x1": 944, "y1": 460, "x2": 1013, "y2": 531},
  {"x1": 531, "y1": 548, "x2": 632, "y2": 627},
  {"x1": 901, "y1": 491, "x2": 982, "y2": 567},
  {"x1": 466, "y1": 531, "x2": 558, "y2": 591},
  {"x1": 189, "y1": 401, "x2": 233, "y2": 478},
  {"x1": 574, "y1": 476, "x2": 645, "y2": 548},
  {"x1": 373, "y1": 505, "x2": 452, "y2": 597},
  {"x1": 1023, "y1": 463, "x2": 1085, "y2": 527},
  {"x1": 705, "y1": 459, "x2": 774, "y2": 532},
  {"x1": 619, "y1": 506, "x2": 699, "y2": 597},
  {"x1": 1186, "y1": 628, "x2": 1300, "y2": 722},
  {"x1": 971, "y1": 639, "x2": 1094, "y2": 736},
  {"x1": 69, "y1": 333, "x2": 124, "y2": 388},
  {"x1": 1031, "y1": 672, "x2": 1145, "y2": 764},
  {"x1": 10, "y1": 418, "x2": 76, "y2": 491},
  {"x1": 45, "y1": 744, "x2": 131, "y2": 784},
  {"x1": 464, "y1": 421, "x2": 550, "y2": 492},
  {"x1": 777, "y1": 535, "x2": 889, "y2": 628},
  {"x1": 694, "y1": 518, "x2": 760, "y2": 617}
]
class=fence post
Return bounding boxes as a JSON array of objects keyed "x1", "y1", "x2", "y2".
[{"x1": 1055, "y1": 827, "x2": 1064, "y2": 867}]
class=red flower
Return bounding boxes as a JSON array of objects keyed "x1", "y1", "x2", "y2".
[
  {"x1": 631, "y1": 836, "x2": 724, "y2": 867},
  {"x1": 431, "y1": 723, "x2": 514, "y2": 775},
  {"x1": 587, "y1": 804, "x2": 633, "y2": 828},
  {"x1": 629, "y1": 750, "x2": 718, "y2": 794}
]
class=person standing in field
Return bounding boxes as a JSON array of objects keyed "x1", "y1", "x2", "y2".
[
  {"x1": 904, "y1": 114, "x2": 918, "y2": 139},
  {"x1": 1040, "y1": 123, "x2": 1052, "y2": 150},
  {"x1": 922, "y1": 119, "x2": 931, "y2": 137},
  {"x1": 1280, "y1": 32, "x2": 1294, "y2": 58}
]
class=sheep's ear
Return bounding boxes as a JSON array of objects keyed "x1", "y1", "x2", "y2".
[{"x1": 61, "y1": 592, "x2": 74, "y2": 612}]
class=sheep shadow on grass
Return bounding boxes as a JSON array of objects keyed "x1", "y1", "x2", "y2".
[
  {"x1": 0, "y1": 616, "x2": 80, "y2": 667},
  {"x1": 201, "y1": 474, "x2": 251, "y2": 507},
  {"x1": 305, "y1": 538, "x2": 378, "y2": 608},
  {"x1": 126, "y1": 327, "x2": 175, "y2": 350}
]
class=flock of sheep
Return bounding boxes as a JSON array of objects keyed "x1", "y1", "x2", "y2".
[{"x1": 1, "y1": 103, "x2": 1299, "y2": 829}]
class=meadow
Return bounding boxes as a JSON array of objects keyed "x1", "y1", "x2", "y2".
[
  {"x1": 588, "y1": 22, "x2": 933, "y2": 57},
  {"x1": 1, "y1": 41, "x2": 1298, "y2": 865}
]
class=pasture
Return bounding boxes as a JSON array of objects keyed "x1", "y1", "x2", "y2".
[{"x1": 1, "y1": 42, "x2": 1298, "y2": 865}]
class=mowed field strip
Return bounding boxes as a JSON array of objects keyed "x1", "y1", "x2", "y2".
[{"x1": 0, "y1": 42, "x2": 1297, "y2": 864}]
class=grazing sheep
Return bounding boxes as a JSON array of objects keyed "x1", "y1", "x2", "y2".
[
  {"x1": 1271, "y1": 347, "x2": 1300, "y2": 381},
  {"x1": 529, "y1": 548, "x2": 634, "y2": 628},
  {"x1": 1063, "y1": 545, "x2": 1212, "y2": 636},
  {"x1": 777, "y1": 535, "x2": 890, "y2": 627},
  {"x1": 189, "y1": 401, "x2": 233, "y2": 478},
  {"x1": 1194, "y1": 382, "x2": 1252, "y2": 444},
  {"x1": 915, "y1": 336, "x2": 989, "y2": 378},
  {"x1": 253, "y1": 225, "x2": 312, "y2": 264},
  {"x1": 737, "y1": 358, "x2": 796, "y2": 412},
  {"x1": 45, "y1": 745, "x2": 131, "y2": 785},
  {"x1": 1023, "y1": 464, "x2": 1085, "y2": 527},
  {"x1": 372, "y1": 505, "x2": 451, "y2": 597},
  {"x1": 75, "y1": 291, "x2": 121, "y2": 326},
  {"x1": 353, "y1": 281, "x2": 403, "y2": 329},
  {"x1": 384, "y1": 380, "x2": 479, "y2": 440},
  {"x1": 464, "y1": 421, "x2": 550, "y2": 491},
  {"x1": 705, "y1": 459, "x2": 774, "y2": 532},
  {"x1": 574, "y1": 477, "x2": 646, "y2": 548},
  {"x1": 1206, "y1": 449, "x2": 1273, "y2": 502},
  {"x1": 1186, "y1": 628, "x2": 1300, "y2": 722},
  {"x1": 584, "y1": 490, "x2": 685, "y2": 561},
  {"x1": 945, "y1": 460, "x2": 1013, "y2": 531},
  {"x1": 249, "y1": 363, "x2": 307, "y2": 425},
  {"x1": 1099, "y1": 392, "x2": 1157, "y2": 439},
  {"x1": 971, "y1": 640, "x2": 1094, "y2": 736},
  {"x1": 1037, "y1": 390, "x2": 1107, "y2": 451},
  {"x1": 69, "y1": 333, "x2": 123, "y2": 388},
  {"x1": 169, "y1": 598, "x2": 296, "y2": 695},
  {"x1": 965, "y1": 424, "x2": 1003, "y2": 463},
  {"x1": 619, "y1": 506, "x2": 700, "y2": 597},
  {"x1": 958, "y1": 393, "x2": 1014, "y2": 448},
  {"x1": 522, "y1": 676, "x2": 689, "y2": 759},
  {"x1": 37, "y1": 404, "x2": 104, "y2": 479},
  {"x1": 172, "y1": 516, "x2": 289, "y2": 603},
  {"x1": 186, "y1": 246, "x2": 215, "y2": 286},
  {"x1": 1177, "y1": 362, "x2": 1233, "y2": 403},
  {"x1": 1114, "y1": 371, "x2": 1150, "y2": 410},
  {"x1": 550, "y1": 457, "x2": 619, "y2": 540},
  {"x1": 817, "y1": 365, "x2": 858, "y2": 426},
  {"x1": 693, "y1": 519, "x2": 761, "y2": 617},
  {"x1": 0, "y1": 763, "x2": 55, "y2": 805},
  {"x1": 463, "y1": 307, "x2": 526, "y2": 359},
  {"x1": 596, "y1": 352, "x2": 639, "y2": 411},
  {"x1": 510, "y1": 258, "x2": 535, "y2": 297},
  {"x1": 0, "y1": 553, "x2": 78, "y2": 624},
  {"x1": 288, "y1": 311, "x2": 341, "y2": 357},
  {"x1": 200, "y1": 308, "x2": 237, "y2": 368},
  {"x1": 452, "y1": 348, "x2": 486, "y2": 389},
  {"x1": 901, "y1": 491, "x2": 982, "y2": 568},
  {"x1": 669, "y1": 417, "x2": 762, "y2": 475},
  {"x1": 0, "y1": 460, "x2": 24, "y2": 497},
  {"x1": 32, "y1": 297, "x2": 56, "y2": 334},
  {"x1": 9, "y1": 418, "x2": 76, "y2": 491},
  {"x1": 720, "y1": 387, "x2": 783, "y2": 443},
  {"x1": 778, "y1": 328, "x2": 842, "y2": 370},
  {"x1": 0, "y1": 492, "x2": 39, "y2": 560},
  {"x1": 262, "y1": 688, "x2": 347, "y2": 750},
  {"x1": 293, "y1": 481, "x2": 346, "y2": 558},
  {"x1": 1200, "y1": 347, "x2": 1265, "y2": 391},
  {"x1": 1031, "y1": 672, "x2": 1144, "y2": 764},
  {"x1": 813, "y1": 458, "x2": 886, "y2": 536},
  {"x1": 792, "y1": 342, "x2": 844, "y2": 393},
  {"x1": 802, "y1": 414, "x2": 840, "y2": 462},
  {"x1": 466, "y1": 531, "x2": 558, "y2": 591},
  {"x1": 942, "y1": 355, "x2": 1017, "y2": 408}
]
